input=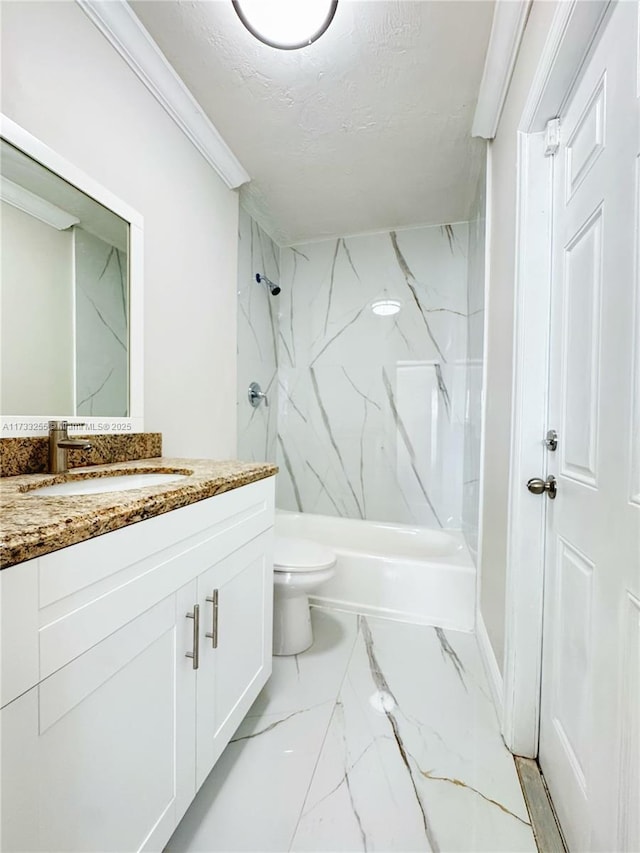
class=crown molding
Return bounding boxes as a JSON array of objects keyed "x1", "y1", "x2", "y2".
[
  {"x1": 77, "y1": 0, "x2": 250, "y2": 190},
  {"x1": 472, "y1": 0, "x2": 532, "y2": 139}
]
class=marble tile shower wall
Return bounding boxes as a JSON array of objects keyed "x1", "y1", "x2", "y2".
[
  {"x1": 237, "y1": 208, "x2": 280, "y2": 463},
  {"x1": 276, "y1": 224, "x2": 470, "y2": 528},
  {"x1": 75, "y1": 228, "x2": 128, "y2": 416},
  {"x1": 462, "y1": 164, "x2": 487, "y2": 562}
]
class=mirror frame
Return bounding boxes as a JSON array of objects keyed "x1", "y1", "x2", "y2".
[{"x1": 0, "y1": 114, "x2": 144, "y2": 436}]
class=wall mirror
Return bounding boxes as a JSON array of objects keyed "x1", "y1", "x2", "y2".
[{"x1": 0, "y1": 115, "x2": 143, "y2": 435}]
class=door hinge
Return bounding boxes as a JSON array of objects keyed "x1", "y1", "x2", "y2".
[{"x1": 545, "y1": 118, "x2": 560, "y2": 156}]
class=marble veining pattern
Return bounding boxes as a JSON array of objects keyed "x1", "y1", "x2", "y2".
[
  {"x1": 276, "y1": 223, "x2": 469, "y2": 529},
  {"x1": 237, "y1": 208, "x2": 280, "y2": 465},
  {"x1": 167, "y1": 609, "x2": 536, "y2": 852},
  {"x1": 235, "y1": 211, "x2": 484, "y2": 536},
  {"x1": 75, "y1": 228, "x2": 129, "y2": 417},
  {"x1": 0, "y1": 458, "x2": 276, "y2": 568}
]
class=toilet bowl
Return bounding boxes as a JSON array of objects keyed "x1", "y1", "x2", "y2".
[{"x1": 273, "y1": 536, "x2": 336, "y2": 656}]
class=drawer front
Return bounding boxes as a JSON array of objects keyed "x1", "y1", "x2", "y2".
[
  {"x1": 39, "y1": 478, "x2": 274, "y2": 607},
  {"x1": 39, "y1": 478, "x2": 274, "y2": 679},
  {"x1": 0, "y1": 477, "x2": 275, "y2": 702},
  {"x1": 0, "y1": 557, "x2": 39, "y2": 708}
]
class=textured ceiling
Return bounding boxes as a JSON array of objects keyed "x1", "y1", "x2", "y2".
[{"x1": 130, "y1": 0, "x2": 494, "y2": 245}]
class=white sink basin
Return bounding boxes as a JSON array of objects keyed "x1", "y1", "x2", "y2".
[{"x1": 31, "y1": 472, "x2": 190, "y2": 496}]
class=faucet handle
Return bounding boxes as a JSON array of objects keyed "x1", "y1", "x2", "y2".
[{"x1": 48, "y1": 420, "x2": 87, "y2": 431}]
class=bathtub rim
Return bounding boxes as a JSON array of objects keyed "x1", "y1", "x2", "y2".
[
  {"x1": 308, "y1": 599, "x2": 475, "y2": 633},
  {"x1": 276, "y1": 508, "x2": 476, "y2": 632},
  {"x1": 275, "y1": 508, "x2": 470, "y2": 564}
]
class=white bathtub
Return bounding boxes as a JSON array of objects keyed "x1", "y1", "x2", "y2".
[{"x1": 275, "y1": 510, "x2": 475, "y2": 631}]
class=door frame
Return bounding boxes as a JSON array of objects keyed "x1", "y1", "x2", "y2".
[{"x1": 502, "y1": 0, "x2": 613, "y2": 757}]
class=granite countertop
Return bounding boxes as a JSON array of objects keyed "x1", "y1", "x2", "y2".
[{"x1": 0, "y1": 457, "x2": 277, "y2": 569}]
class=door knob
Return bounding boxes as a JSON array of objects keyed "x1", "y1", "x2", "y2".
[{"x1": 527, "y1": 475, "x2": 557, "y2": 499}]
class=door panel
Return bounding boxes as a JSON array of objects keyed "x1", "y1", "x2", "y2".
[
  {"x1": 552, "y1": 539, "x2": 593, "y2": 784},
  {"x1": 632, "y1": 153, "x2": 640, "y2": 505},
  {"x1": 214, "y1": 549, "x2": 267, "y2": 732},
  {"x1": 195, "y1": 530, "x2": 273, "y2": 789},
  {"x1": 1, "y1": 584, "x2": 197, "y2": 853},
  {"x1": 561, "y1": 207, "x2": 602, "y2": 484},
  {"x1": 539, "y1": 2, "x2": 640, "y2": 851},
  {"x1": 565, "y1": 75, "x2": 606, "y2": 200}
]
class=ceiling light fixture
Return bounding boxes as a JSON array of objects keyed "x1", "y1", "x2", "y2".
[
  {"x1": 371, "y1": 299, "x2": 402, "y2": 317},
  {"x1": 232, "y1": 0, "x2": 338, "y2": 50}
]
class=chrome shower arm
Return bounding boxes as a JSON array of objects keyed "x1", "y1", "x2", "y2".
[{"x1": 255, "y1": 273, "x2": 281, "y2": 296}]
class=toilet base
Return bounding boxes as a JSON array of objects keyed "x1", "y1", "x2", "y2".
[{"x1": 273, "y1": 589, "x2": 313, "y2": 656}]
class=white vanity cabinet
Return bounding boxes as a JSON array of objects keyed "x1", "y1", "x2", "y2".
[
  {"x1": 0, "y1": 477, "x2": 274, "y2": 853},
  {"x1": 1, "y1": 581, "x2": 199, "y2": 853},
  {"x1": 195, "y1": 533, "x2": 272, "y2": 788}
]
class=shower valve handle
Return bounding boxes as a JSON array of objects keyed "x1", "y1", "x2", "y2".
[{"x1": 248, "y1": 381, "x2": 268, "y2": 408}]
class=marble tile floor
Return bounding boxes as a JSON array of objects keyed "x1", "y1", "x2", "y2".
[{"x1": 166, "y1": 608, "x2": 537, "y2": 853}]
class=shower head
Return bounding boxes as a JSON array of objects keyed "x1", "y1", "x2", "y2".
[{"x1": 256, "y1": 273, "x2": 281, "y2": 296}]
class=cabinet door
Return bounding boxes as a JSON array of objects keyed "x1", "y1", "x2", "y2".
[
  {"x1": 195, "y1": 529, "x2": 273, "y2": 788},
  {"x1": 0, "y1": 582, "x2": 197, "y2": 853}
]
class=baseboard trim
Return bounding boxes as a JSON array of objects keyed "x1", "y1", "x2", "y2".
[{"x1": 476, "y1": 611, "x2": 504, "y2": 724}]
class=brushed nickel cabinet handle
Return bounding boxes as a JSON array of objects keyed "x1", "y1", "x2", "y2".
[
  {"x1": 205, "y1": 589, "x2": 219, "y2": 649},
  {"x1": 185, "y1": 604, "x2": 200, "y2": 669}
]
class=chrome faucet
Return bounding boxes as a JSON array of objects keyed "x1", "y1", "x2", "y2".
[{"x1": 48, "y1": 420, "x2": 92, "y2": 474}]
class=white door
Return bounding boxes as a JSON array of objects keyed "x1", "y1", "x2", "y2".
[{"x1": 539, "y1": 2, "x2": 640, "y2": 851}]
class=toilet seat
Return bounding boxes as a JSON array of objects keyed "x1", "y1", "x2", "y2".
[{"x1": 274, "y1": 536, "x2": 336, "y2": 573}]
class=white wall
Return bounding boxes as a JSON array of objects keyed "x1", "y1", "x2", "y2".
[
  {"x1": 479, "y1": 0, "x2": 559, "y2": 671},
  {"x1": 1, "y1": 0, "x2": 240, "y2": 456},
  {"x1": 0, "y1": 201, "x2": 74, "y2": 414},
  {"x1": 462, "y1": 158, "x2": 486, "y2": 563},
  {"x1": 236, "y1": 208, "x2": 280, "y2": 463}
]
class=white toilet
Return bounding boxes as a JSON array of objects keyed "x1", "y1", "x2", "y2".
[{"x1": 273, "y1": 536, "x2": 336, "y2": 656}]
